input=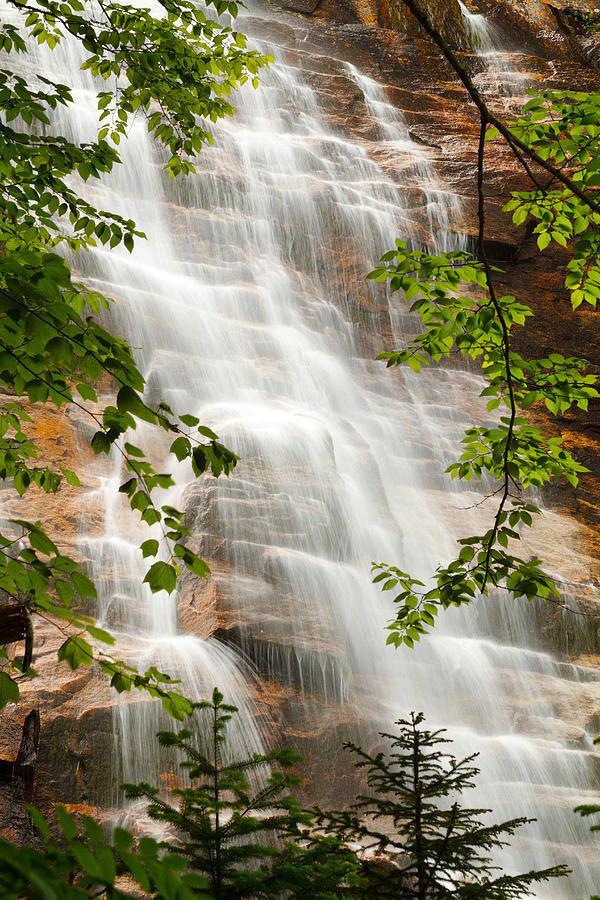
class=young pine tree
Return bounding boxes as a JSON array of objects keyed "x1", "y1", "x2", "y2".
[
  {"x1": 124, "y1": 688, "x2": 362, "y2": 899},
  {"x1": 315, "y1": 712, "x2": 569, "y2": 898}
]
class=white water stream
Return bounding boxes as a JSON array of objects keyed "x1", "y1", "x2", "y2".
[
  {"x1": 4, "y1": 0, "x2": 599, "y2": 894},
  {"x1": 457, "y1": 0, "x2": 529, "y2": 97}
]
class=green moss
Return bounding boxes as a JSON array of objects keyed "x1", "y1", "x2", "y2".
[{"x1": 574, "y1": 8, "x2": 600, "y2": 35}]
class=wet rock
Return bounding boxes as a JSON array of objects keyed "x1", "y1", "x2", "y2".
[
  {"x1": 274, "y1": 0, "x2": 321, "y2": 12},
  {"x1": 388, "y1": 0, "x2": 467, "y2": 44},
  {"x1": 513, "y1": 713, "x2": 589, "y2": 746}
]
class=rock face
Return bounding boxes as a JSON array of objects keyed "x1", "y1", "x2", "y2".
[
  {"x1": 1, "y1": 0, "x2": 599, "y2": 879},
  {"x1": 275, "y1": 0, "x2": 321, "y2": 12}
]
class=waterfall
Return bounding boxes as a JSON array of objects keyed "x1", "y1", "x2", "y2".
[
  {"x1": 345, "y1": 63, "x2": 463, "y2": 251},
  {"x1": 457, "y1": 0, "x2": 528, "y2": 97},
  {"x1": 3, "y1": 0, "x2": 599, "y2": 894}
]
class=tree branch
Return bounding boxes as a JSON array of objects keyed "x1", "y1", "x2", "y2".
[
  {"x1": 400, "y1": 0, "x2": 600, "y2": 214},
  {"x1": 475, "y1": 119, "x2": 518, "y2": 590}
]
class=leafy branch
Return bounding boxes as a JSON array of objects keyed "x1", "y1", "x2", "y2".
[
  {"x1": 0, "y1": 0, "x2": 271, "y2": 712},
  {"x1": 369, "y1": 1, "x2": 599, "y2": 647}
]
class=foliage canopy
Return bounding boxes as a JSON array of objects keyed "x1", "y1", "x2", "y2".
[
  {"x1": 0, "y1": 0, "x2": 270, "y2": 713},
  {"x1": 373, "y1": 2, "x2": 599, "y2": 647}
]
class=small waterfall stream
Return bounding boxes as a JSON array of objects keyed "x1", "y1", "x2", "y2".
[
  {"x1": 345, "y1": 64, "x2": 463, "y2": 251},
  {"x1": 457, "y1": 0, "x2": 529, "y2": 97},
  {"x1": 3, "y1": 0, "x2": 599, "y2": 894}
]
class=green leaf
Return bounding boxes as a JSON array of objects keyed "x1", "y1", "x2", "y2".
[
  {"x1": 170, "y1": 436, "x2": 191, "y2": 461},
  {"x1": 161, "y1": 692, "x2": 193, "y2": 721},
  {"x1": 55, "y1": 806, "x2": 78, "y2": 840},
  {"x1": 29, "y1": 527, "x2": 58, "y2": 556},
  {"x1": 117, "y1": 387, "x2": 155, "y2": 423},
  {"x1": 198, "y1": 425, "x2": 218, "y2": 440},
  {"x1": 111, "y1": 672, "x2": 133, "y2": 693},
  {"x1": 76, "y1": 382, "x2": 98, "y2": 402},
  {"x1": 0, "y1": 671, "x2": 19, "y2": 709},
  {"x1": 91, "y1": 431, "x2": 112, "y2": 455},
  {"x1": 61, "y1": 468, "x2": 81, "y2": 487},
  {"x1": 537, "y1": 232, "x2": 551, "y2": 251},
  {"x1": 141, "y1": 539, "x2": 160, "y2": 558},
  {"x1": 143, "y1": 561, "x2": 177, "y2": 594},
  {"x1": 69, "y1": 844, "x2": 106, "y2": 881},
  {"x1": 57, "y1": 635, "x2": 93, "y2": 669},
  {"x1": 14, "y1": 470, "x2": 31, "y2": 496},
  {"x1": 86, "y1": 624, "x2": 115, "y2": 645},
  {"x1": 23, "y1": 804, "x2": 50, "y2": 840},
  {"x1": 71, "y1": 571, "x2": 97, "y2": 599}
]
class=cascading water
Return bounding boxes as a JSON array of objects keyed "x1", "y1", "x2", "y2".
[
  {"x1": 345, "y1": 63, "x2": 463, "y2": 251},
  {"x1": 1, "y1": 0, "x2": 269, "y2": 796},
  {"x1": 457, "y1": 0, "x2": 528, "y2": 97},
  {"x1": 4, "y1": 0, "x2": 599, "y2": 894}
]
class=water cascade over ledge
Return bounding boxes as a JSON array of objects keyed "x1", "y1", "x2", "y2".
[
  {"x1": 457, "y1": 0, "x2": 529, "y2": 97},
  {"x1": 5, "y1": 1, "x2": 599, "y2": 895}
]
